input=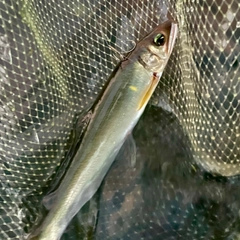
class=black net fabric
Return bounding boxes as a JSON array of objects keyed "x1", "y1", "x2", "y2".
[{"x1": 0, "y1": 0, "x2": 239, "y2": 239}]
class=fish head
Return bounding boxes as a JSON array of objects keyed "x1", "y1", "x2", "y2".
[
  {"x1": 131, "y1": 20, "x2": 178, "y2": 110},
  {"x1": 132, "y1": 20, "x2": 178, "y2": 74}
]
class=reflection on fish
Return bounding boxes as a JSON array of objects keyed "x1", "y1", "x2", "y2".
[{"x1": 29, "y1": 20, "x2": 178, "y2": 240}]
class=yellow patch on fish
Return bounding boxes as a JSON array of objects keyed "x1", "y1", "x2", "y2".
[{"x1": 129, "y1": 85, "x2": 138, "y2": 92}]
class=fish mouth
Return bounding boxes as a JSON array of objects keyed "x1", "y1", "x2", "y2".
[
  {"x1": 137, "y1": 73, "x2": 160, "y2": 110},
  {"x1": 168, "y1": 22, "x2": 178, "y2": 54}
]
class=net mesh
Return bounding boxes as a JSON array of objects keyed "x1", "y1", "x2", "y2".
[{"x1": 0, "y1": 0, "x2": 239, "y2": 239}]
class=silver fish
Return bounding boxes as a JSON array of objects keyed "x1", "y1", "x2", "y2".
[{"x1": 30, "y1": 20, "x2": 178, "y2": 240}]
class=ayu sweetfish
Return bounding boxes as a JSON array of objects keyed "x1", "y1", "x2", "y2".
[{"x1": 30, "y1": 20, "x2": 178, "y2": 240}]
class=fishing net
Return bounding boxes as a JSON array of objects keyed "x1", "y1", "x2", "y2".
[{"x1": 0, "y1": 0, "x2": 239, "y2": 239}]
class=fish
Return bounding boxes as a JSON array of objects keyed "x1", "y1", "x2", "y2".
[{"x1": 29, "y1": 20, "x2": 178, "y2": 240}]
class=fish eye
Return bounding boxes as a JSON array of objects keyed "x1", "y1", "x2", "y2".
[{"x1": 153, "y1": 33, "x2": 165, "y2": 46}]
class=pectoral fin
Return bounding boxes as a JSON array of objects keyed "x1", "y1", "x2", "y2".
[{"x1": 137, "y1": 74, "x2": 160, "y2": 110}]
